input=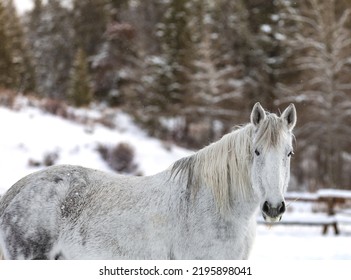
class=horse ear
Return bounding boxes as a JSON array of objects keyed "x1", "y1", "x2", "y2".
[
  {"x1": 281, "y1": 103, "x2": 297, "y2": 131},
  {"x1": 250, "y1": 102, "x2": 266, "y2": 126}
]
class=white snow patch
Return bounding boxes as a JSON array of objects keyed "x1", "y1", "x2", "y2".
[
  {"x1": 252, "y1": 225, "x2": 351, "y2": 260},
  {"x1": 274, "y1": 32, "x2": 286, "y2": 41},
  {"x1": 260, "y1": 24, "x2": 272, "y2": 33},
  {"x1": 318, "y1": 189, "x2": 351, "y2": 199},
  {"x1": 0, "y1": 105, "x2": 191, "y2": 194}
]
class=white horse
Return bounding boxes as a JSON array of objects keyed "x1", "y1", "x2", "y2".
[{"x1": 0, "y1": 102, "x2": 296, "y2": 260}]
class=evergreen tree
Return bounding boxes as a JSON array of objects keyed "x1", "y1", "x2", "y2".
[
  {"x1": 190, "y1": 0, "x2": 250, "y2": 133},
  {"x1": 139, "y1": 0, "x2": 196, "y2": 142},
  {"x1": 92, "y1": 20, "x2": 139, "y2": 106},
  {"x1": 3, "y1": 0, "x2": 35, "y2": 92},
  {"x1": 159, "y1": 0, "x2": 194, "y2": 108},
  {"x1": 0, "y1": 0, "x2": 34, "y2": 91},
  {"x1": 72, "y1": 0, "x2": 108, "y2": 56},
  {"x1": 241, "y1": 0, "x2": 283, "y2": 111},
  {"x1": 277, "y1": 0, "x2": 351, "y2": 189},
  {"x1": 68, "y1": 48, "x2": 93, "y2": 107},
  {"x1": 0, "y1": 0, "x2": 15, "y2": 88},
  {"x1": 26, "y1": 0, "x2": 74, "y2": 98}
]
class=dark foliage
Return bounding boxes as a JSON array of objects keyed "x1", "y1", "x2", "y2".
[{"x1": 97, "y1": 142, "x2": 139, "y2": 175}]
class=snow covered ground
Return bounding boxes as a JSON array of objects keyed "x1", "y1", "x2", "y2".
[
  {"x1": 0, "y1": 102, "x2": 191, "y2": 194},
  {"x1": 252, "y1": 224, "x2": 351, "y2": 260},
  {"x1": 1, "y1": 100, "x2": 351, "y2": 260}
]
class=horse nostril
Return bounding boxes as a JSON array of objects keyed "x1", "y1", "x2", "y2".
[
  {"x1": 278, "y1": 201, "x2": 286, "y2": 214},
  {"x1": 262, "y1": 201, "x2": 270, "y2": 213}
]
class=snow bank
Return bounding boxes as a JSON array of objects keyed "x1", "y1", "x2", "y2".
[
  {"x1": 0, "y1": 105, "x2": 191, "y2": 194},
  {"x1": 318, "y1": 189, "x2": 351, "y2": 199},
  {"x1": 252, "y1": 225, "x2": 351, "y2": 260}
]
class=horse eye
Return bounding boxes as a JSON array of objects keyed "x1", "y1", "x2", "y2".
[
  {"x1": 255, "y1": 149, "x2": 260, "y2": 156},
  {"x1": 288, "y1": 151, "x2": 294, "y2": 157}
]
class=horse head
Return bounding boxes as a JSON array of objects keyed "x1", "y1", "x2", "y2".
[{"x1": 250, "y1": 102, "x2": 296, "y2": 223}]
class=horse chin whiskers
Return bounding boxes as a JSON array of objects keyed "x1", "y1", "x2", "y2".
[
  {"x1": 286, "y1": 196, "x2": 300, "y2": 209},
  {"x1": 262, "y1": 212, "x2": 283, "y2": 224}
]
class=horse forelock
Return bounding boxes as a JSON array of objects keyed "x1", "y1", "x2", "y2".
[{"x1": 254, "y1": 113, "x2": 291, "y2": 152}]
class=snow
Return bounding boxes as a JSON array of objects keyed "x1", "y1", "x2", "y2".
[
  {"x1": 274, "y1": 32, "x2": 286, "y2": 41},
  {"x1": 260, "y1": 24, "x2": 272, "y2": 33},
  {"x1": 0, "y1": 104, "x2": 191, "y2": 194},
  {"x1": 14, "y1": 0, "x2": 33, "y2": 14},
  {"x1": 318, "y1": 189, "x2": 351, "y2": 199},
  {"x1": 285, "y1": 191, "x2": 318, "y2": 201},
  {"x1": 14, "y1": 0, "x2": 71, "y2": 14},
  {"x1": 252, "y1": 225, "x2": 351, "y2": 260},
  {"x1": 1, "y1": 101, "x2": 351, "y2": 260},
  {"x1": 253, "y1": 198, "x2": 351, "y2": 259}
]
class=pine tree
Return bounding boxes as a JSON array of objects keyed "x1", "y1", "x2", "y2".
[
  {"x1": 3, "y1": 0, "x2": 35, "y2": 92},
  {"x1": 92, "y1": 19, "x2": 139, "y2": 106},
  {"x1": 277, "y1": 0, "x2": 351, "y2": 189},
  {"x1": 190, "y1": 0, "x2": 249, "y2": 132},
  {"x1": 68, "y1": 48, "x2": 93, "y2": 107},
  {"x1": 72, "y1": 0, "x2": 108, "y2": 56},
  {"x1": 138, "y1": 0, "x2": 196, "y2": 143},
  {"x1": 240, "y1": 0, "x2": 283, "y2": 111},
  {"x1": 0, "y1": 0, "x2": 15, "y2": 88},
  {"x1": 159, "y1": 0, "x2": 194, "y2": 108},
  {"x1": 26, "y1": 0, "x2": 74, "y2": 98}
]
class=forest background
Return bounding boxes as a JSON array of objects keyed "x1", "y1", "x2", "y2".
[{"x1": 0, "y1": 0, "x2": 350, "y2": 191}]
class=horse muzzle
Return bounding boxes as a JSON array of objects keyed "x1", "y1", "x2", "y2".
[{"x1": 261, "y1": 200, "x2": 286, "y2": 223}]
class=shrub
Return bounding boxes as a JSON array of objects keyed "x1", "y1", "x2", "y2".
[
  {"x1": 0, "y1": 89, "x2": 16, "y2": 108},
  {"x1": 28, "y1": 151, "x2": 59, "y2": 167},
  {"x1": 43, "y1": 151, "x2": 59, "y2": 166},
  {"x1": 97, "y1": 142, "x2": 139, "y2": 174},
  {"x1": 41, "y1": 98, "x2": 68, "y2": 118}
]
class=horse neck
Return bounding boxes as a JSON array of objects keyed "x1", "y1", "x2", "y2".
[{"x1": 172, "y1": 124, "x2": 255, "y2": 215}]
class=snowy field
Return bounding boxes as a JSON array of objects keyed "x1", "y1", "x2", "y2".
[
  {"x1": 0, "y1": 102, "x2": 190, "y2": 194},
  {"x1": 1, "y1": 100, "x2": 351, "y2": 260},
  {"x1": 252, "y1": 225, "x2": 351, "y2": 260}
]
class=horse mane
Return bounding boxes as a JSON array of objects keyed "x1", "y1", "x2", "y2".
[{"x1": 171, "y1": 112, "x2": 289, "y2": 215}]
